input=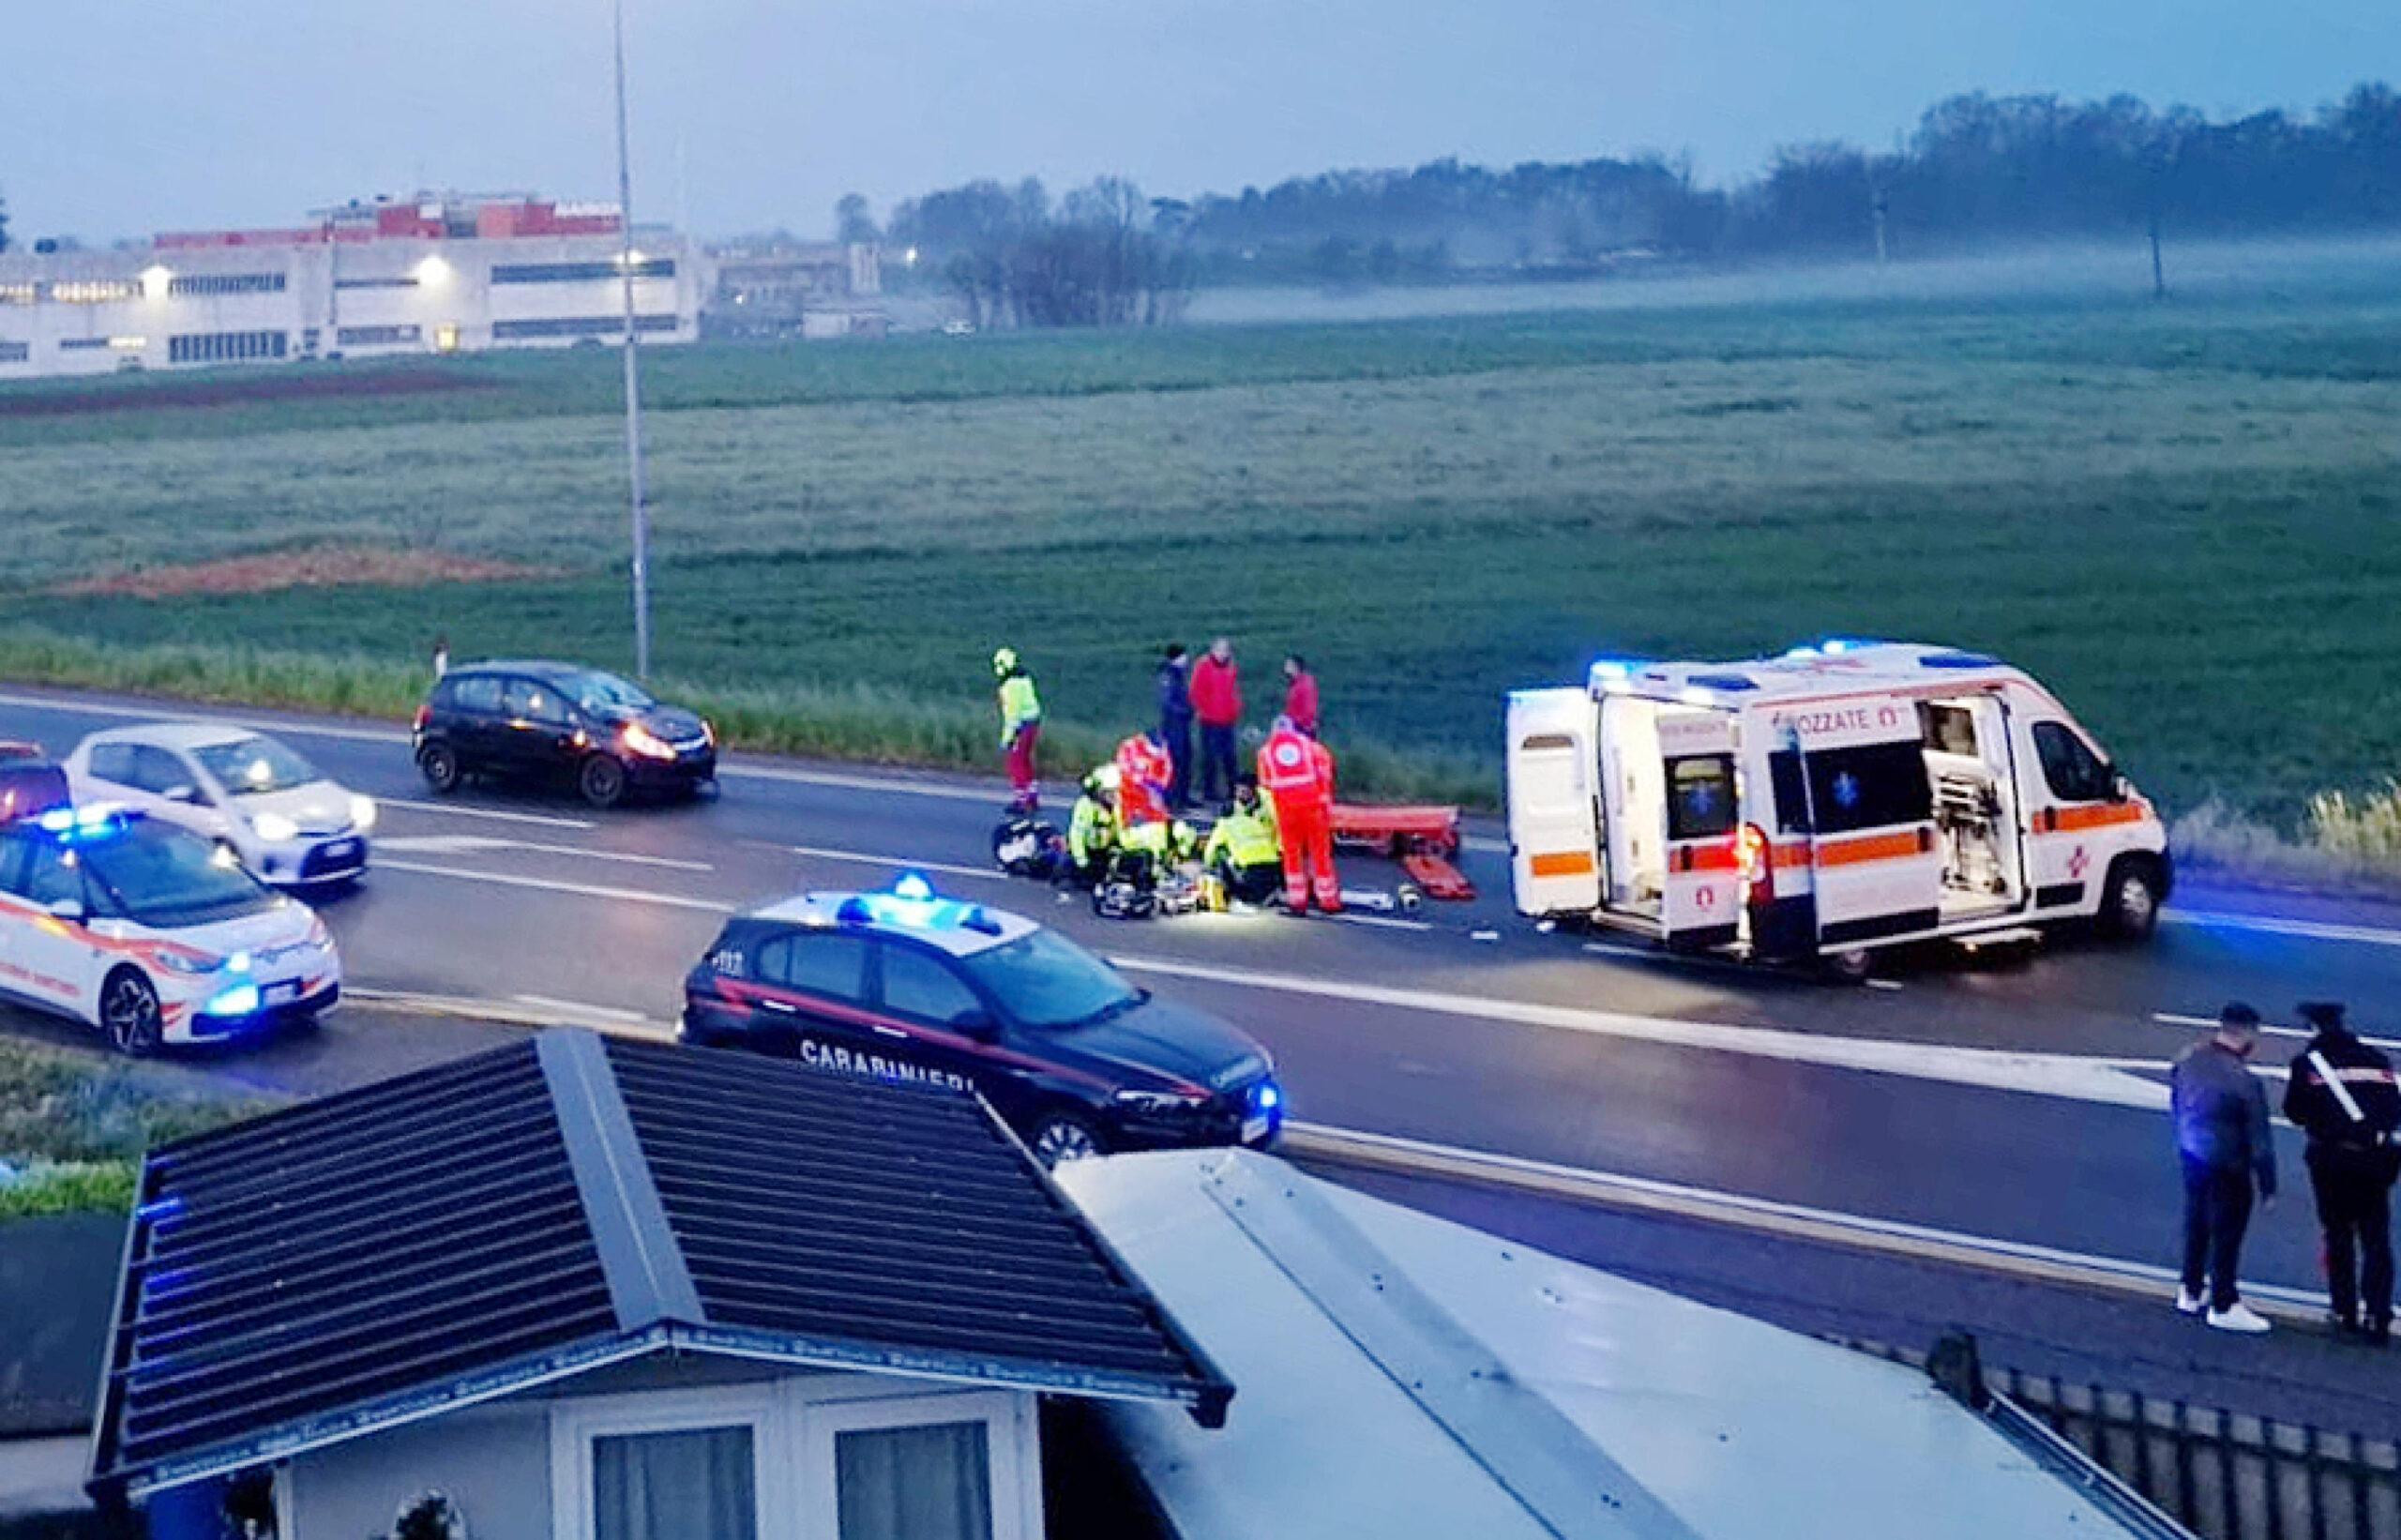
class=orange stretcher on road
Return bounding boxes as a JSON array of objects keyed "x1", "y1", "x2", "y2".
[{"x1": 1329, "y1": 803, "x2": 1474, "y2": 899}]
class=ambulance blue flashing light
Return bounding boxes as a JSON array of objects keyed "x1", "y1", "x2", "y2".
[{"x1": 1817, "y1": 637, "x2": 1889, "y2": 657}]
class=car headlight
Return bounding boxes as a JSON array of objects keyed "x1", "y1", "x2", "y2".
[
  {"x1": 349, "y1": 793, "x2": 377, "y2": 832},
  {"x1": 1113, "y1": 1089, "x2": 1210, "y2": 1114},
  {"x1": 250, "y1": 811, "x2": 300, "y2": 842},
  {"x1": 621, "y1": 722, "x2": 677, "y2": 761},
  {"x1": 153, "y1": 948, "x2": 222, "y2": 976}
]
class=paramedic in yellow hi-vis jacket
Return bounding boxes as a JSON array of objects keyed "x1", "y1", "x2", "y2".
[{"x1": 1204, "y1": 778, "x2": 1284, "y2": 907}]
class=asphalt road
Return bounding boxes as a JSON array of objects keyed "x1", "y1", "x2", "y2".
[{"x1": 6, "y1": 687, "x2": 2398, "y2": 1351}]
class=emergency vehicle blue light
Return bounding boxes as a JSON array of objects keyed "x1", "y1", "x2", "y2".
[
  {"x1": 39, "y1": 805, "x2": 128, "y2": 840},
  {"x1": 1688, "y1": 672, "x2": 1759, "y2": 692},
  {"x1": 226, "y1": 951, "x2": 252, "y2": 974},
  {"x1": 1819, "y1": 637, "x2": 1888, "y2": 657},
  {"x1": 1256, "y1": 1082, "x2": 1281, "y2": 1111},
  {"x1": 892, "y1": 872, "x2": 937, "y2": 903},
  {"x1": 1918, "y1": 650, "x2": 2000, "y2": 670},
  {"x1": 202, "y1": 983, "x2": 262, "y2": 1018}
]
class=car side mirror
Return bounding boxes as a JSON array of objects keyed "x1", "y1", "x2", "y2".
[
  {"x1": 162, "y1": 783, "x2": 202, "y2": 806},
  {"x1": 2108, "y1": 772, "x2": 2132, "y2": 804},
  {"x1": 45, "y1": 897, "x2": 85, "y2": 924},
  {"x1": 956, "y1": 1010, "x2": 1001, "y2": 1041}
]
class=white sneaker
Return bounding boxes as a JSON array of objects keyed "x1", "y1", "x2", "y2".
[
  {"x1": 2174, "y1": 1287, "x2": 2207, "y2": 1316},
  {"x1": 2206, "y1": 1302, "x2": 2272, "y2": 1335}
]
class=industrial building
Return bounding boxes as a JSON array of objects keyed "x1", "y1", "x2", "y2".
[{"x1": 0, "y1": 192, "x2": 703, "y2": 379}]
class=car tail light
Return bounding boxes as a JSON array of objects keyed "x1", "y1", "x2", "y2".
[
  {"x1": 413, "y1": 703, "x2": 430, "y2": 732},
  {"x1": 1735, "y1": 822, "x2": 1773, "y2": 902}
]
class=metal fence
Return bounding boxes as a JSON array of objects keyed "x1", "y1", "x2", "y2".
[{"x1": 1840, "y1": 1336, "x2": 2401, "y2": 1540}]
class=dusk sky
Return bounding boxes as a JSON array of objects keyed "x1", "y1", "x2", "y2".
[{"x1": 8, "y1": 0, "x2": 2389, "y2": 242}]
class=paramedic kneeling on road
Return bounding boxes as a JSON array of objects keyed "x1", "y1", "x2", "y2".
[
  {"x1": 1204, "y1": 778, "x2": 1283, "y2": 906},
  {"x1": 1258, "y1": 717, "x2": 1339, "y2": 913},
  {"x1": 1068, "y1": 766, "x2": 1123, "y2": 886}
]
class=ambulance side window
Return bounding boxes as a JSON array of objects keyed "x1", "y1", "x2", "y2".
[
  {"x1": 1805, "y1": 743, "x2": 1935, "y2": 834},
  {"x1": 2031, "y1": 723, "x2": 2112, "y2": 803},
  {"x1": 1665, "y1": 756, "x2": 1737, "y2": 840},
  {"x1": 1767, "y1": 751, "x2": 1811, "y2": 835}
]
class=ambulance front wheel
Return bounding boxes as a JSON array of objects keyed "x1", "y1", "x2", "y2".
[
  {"x1": 2098, "y1": 856, "x2": 2165, "y2": 942},
  {"x1": 1821, "y1": 946, "x2": 1876, "y2": 985}
]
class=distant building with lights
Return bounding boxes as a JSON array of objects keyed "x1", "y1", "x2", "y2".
[
  {"x1": 703, "y1": 239, "x2": 885, "y2": 340},
  {"x1": 0, "y1": 192, "x2": 702, "y2": 379}
]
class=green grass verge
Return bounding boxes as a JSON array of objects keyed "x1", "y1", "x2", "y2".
[{"x1": 0, "y1": 1036, "x2": 279, "y2": 1217}]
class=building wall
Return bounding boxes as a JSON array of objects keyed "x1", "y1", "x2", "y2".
[
  {"x1": 0, "y1": 234, "x2": 701, "y2": 381},
  {"x1": 279, "y1": 1365, "x2": 1042, "y2": 1540}
]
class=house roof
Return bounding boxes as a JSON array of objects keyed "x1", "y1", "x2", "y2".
[{"x1": 88, "y1": 1031, "x2": 1231, "y2": 1499}]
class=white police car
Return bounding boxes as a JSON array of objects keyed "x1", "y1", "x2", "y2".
[
  {"x1": 683, "y1": 875, "x2": 1283, "y2": 1164},
  {"x1": 66, "y1": 723, "x2": 373, "y2": 889},
  {"x1": 0, "y1": 807, "x2": 341, "y2": 1054}
]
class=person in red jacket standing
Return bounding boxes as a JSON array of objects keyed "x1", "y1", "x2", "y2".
[
  {"x1": 1114, "y1": 728, "x2": 1174, "y2": 829},
  {"x1": 1191, "y1": 638, "x2": 1243, "y2": 809},
  {"x1": 1281, "y1": 655, "x2": 1320, "y2": 737},
  {"x1": 1257, "y1": 716, "x2": 1339, "y2": 913}
]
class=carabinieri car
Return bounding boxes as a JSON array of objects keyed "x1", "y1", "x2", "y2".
[
  {"x1": 681, "y1": 877, "x2": 1283, "y2": 1164},
  {"x1": 0, "y1": 807, "x2": 341, "y2": 1054}
]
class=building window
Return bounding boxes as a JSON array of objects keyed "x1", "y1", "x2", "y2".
[
  {"x1": 334, "y1": 275, "x2": 420, "y2": 290},
  {"x1": 492, "y1": 313, "x2": 678, "y2": 340},
  {"x1": 336, "y1": 324, "x2": 422, "y2": 347},
  {"x1": 836, "y1": 1423, "x2": 992, "y2": 1540},
  {"x1": 166, "y1": 272, "x2": 287, "y2": 296},
  {"x1": 593, "y1": 1427, "x2": 757, "y2": 1540},
  {"x1": 58, "y1": 336, "x2": 113, "y2": 351},
  {"x1": 44, "y1": 279, "x2": 143, "y2": 304},
  {"x1": 0, "y1": 284, "x2": 35, "y2": 307},
  {"x1": 492, "y1": 258, "x2": 675, "y2": 284},
  {"x1": 167, "y1": 329, "x2": 289, "y2": 365},
  {"x1": 0, "y1": 341, "x2": 28, "y2": 363}
]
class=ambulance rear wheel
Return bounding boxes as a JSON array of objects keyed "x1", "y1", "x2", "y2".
[
  {"x1": 2099, "y1": 856, "x2": 2164, "y2": 942},
  {"x1": 1821, "y1": 947, "x2": 1875, "y2": 985}
]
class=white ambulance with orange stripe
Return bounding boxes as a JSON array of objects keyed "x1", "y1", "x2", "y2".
[{"x1": 1506, "y1": 642, "x2": 2170, "y2": 971}]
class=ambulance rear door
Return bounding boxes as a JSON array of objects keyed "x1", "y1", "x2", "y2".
[
  {"x1": 1774, "y1": 694, "x2": 1943, "y2": 951},
  {"x1": 1507, "y1": 688, "x2": 1602, "y2": 917},
  {"x1": 1657, "y1": 708, "x2": 1742, "y2": 951}
]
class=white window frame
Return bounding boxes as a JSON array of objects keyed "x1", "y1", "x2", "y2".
[
  {"x1": 547, "y1": 1375, "x2": 1037, "y2": 1540},
  {"x1": 799, "y1": 1387, "x2": 1038, "y2": 1540},
  {"x1": 550, "y1": 1381, "x2": 786, "y2": 1540}
]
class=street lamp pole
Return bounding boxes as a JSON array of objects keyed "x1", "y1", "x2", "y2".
[{"x1": 611, "y1": 0, "x2": 652, "y2": 680}]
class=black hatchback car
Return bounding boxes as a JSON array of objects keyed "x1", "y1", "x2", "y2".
[
  {"x1": 412, "y1": 660, "x2": 716, "y2": 808},
  {"x1": 681, "y1": 880, "x2": 1284, "y2": 1165}
]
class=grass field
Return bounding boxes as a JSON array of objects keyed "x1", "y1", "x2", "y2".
[{"x1": 3, "y1": 249, "x2": 2397, "y2": 836}]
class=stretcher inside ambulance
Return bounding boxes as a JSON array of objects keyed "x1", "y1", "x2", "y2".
[{"x1": 1506, "y1": 642, "x2": 2171, "y2": 966}]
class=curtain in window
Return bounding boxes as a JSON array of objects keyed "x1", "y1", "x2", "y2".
[
  {"x1": 593, "y1": 1426, "x2": 757, "y2": 1540},
  {"x1": 836, "y1": 1421, "x2": 993, "y2": 1540}
]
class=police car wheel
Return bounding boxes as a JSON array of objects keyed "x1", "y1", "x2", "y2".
[
  {"x1": 101, "y1": 969, "x2": 163, "y2": 1058},
  {"x1": 578, "y1": 755, "x2": 627, "y2": 809},
  {"x1": 416, "y1": 743, "x2": 461, "y2": 795},
  {"x1": 2100, "y1": 859, "x2": 2162, "y2": 941},
  {"x1": 1030, "y1": 1112, "x2": 1105, "y2": 1167}
]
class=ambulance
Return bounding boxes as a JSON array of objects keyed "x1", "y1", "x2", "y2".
[{"x1": 1506, "y1": 642, "x2": 2170, "y2": 971}]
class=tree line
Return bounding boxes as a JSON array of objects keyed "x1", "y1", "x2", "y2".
[{"x1": 856, "y1": 81, "x2": 2401, "y2": 322}]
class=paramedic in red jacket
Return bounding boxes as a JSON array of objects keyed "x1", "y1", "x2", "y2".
[
  {"x1": 1257, "y1": 717, "x2": 1339, "y2": 913},
  {"x1": 1114, "y1": 729, "x2": 1175, "y2": 828}
]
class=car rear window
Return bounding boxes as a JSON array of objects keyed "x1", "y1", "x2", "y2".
[{"x1": 439, "y1": 674, "x2": 504, "y2": 715}]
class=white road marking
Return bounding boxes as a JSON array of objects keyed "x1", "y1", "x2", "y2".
[
  {"x1": 374, "y1": 859, "x2": 734, "y2": 914},
  {"x1": 2153, "y1": 1011, "x2": 2401, "y2": 1053},
  {"x1": 1112, "y1": 954, "x2": 2171, "y2": 1110},
  {"x1": 382, "y1": 798, "x2": 594, "y2": 830},
  {"x1": 1329, "y1": 912, "x2": 1434, "y2": 932},
  {"x1": 514, "y1": 993, "x2": 655, "y2": 1024},
  {"x1": 0, "y1": 690, "x2": 410, "y2": 745},
  {"x1": 378, "y1": 832, "x2": 710, "y2": 871},
  {"x1": 2165, "y1": 909, "x2": 2401, "y2": 949},
  {"x1": 1285, "y1": 1123, "x2": 2328, "y2": 1317},
  {"x1": 788, "y1": 845, "x2": 1009, "y2": 883},
  {"x1": 1864, "y1": 978, "x2": 1907, "y2": 992},
  {"x1": 721, "y1": 762, "x2": 995, "y2": 804}
]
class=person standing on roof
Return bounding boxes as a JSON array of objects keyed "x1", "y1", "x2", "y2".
[
  {"x1": 1258, "y1": 716, "x2": 1339, "y2": 914},
  {"x1": 1156, "y1": 644, "x2": 1196, "y2": 813},
  {"x1": 994, "y1": 648, "x2": 1043, "y2": 812},
  {"x1": 1282, "y1": 655, "x2": 1320, "y2": 737},
  {"x1": 2170, "y1": 1003, "x2": 2279, "y2": 1334},
  {"x1": 1115, "y1": 727, "x2": 1174, "y2": 829},
  {"x1": 1192, "y1": 638, "x2": 1243, "y2": 810},
  {"x1": 2284, "y1": 1001, "x2": 2399, "y2": 1344}
]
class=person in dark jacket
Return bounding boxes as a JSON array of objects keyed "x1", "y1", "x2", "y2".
[
  {"x1": 2170, "y1": 1003, "x2": 2279, "y2": 1333},
  {"x1": 1156, "y1": 644, "x2": 1195, "y2": 812},
  {"x1": 2283, "y1": 1001, "x2": 2400, "y2": 1343}
]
